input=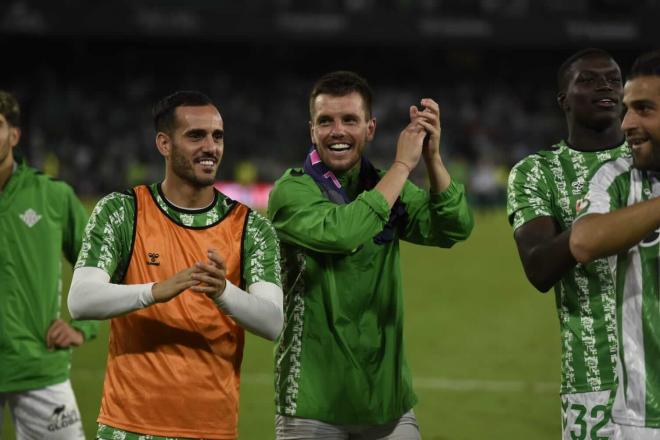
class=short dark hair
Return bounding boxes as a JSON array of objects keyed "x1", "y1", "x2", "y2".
[
  {"x1": 628, "y1": 50, "x2": 660, "y2": 80},
  {"x1": 309, "y1": 71, "x2": 373, "y2": 119},
  {"x1": 152, "y1": 90, "x2": 214, "y2": 134},
  {"x1": 0, "y1": 90, "x2": 20, "y2": 127},
  {"x1": 557, "y1": 48, "x2": 615, "y2": 92}
]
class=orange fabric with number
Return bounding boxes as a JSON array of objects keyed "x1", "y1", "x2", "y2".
[{"x1": 97, "y1": 185, "x2": 249, "y2": 439}]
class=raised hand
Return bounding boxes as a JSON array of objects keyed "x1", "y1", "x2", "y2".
[
  {"x1": 46, "y1": 319, "x2": 84, "y2": 349},
  {"x1": 394, "y1": 117, "x2": 427, "y2": 172},
  {"x1": 410, "y1": 98, "x2": 442, "y2": 161}
]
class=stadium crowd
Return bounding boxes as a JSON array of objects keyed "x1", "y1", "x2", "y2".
[{"x1": 5, "y1": 43, "x2": 577, "y2": 209}]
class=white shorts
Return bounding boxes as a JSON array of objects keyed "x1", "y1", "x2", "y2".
[
  {"x1": 0, "y1": 379, "x2": 85, "y2": 440},
  {"x1": 561, "y1": 389, "x2": 621, "y2": 440},
  {"x1": 618, "y1": 424, "x2": 660, "y2": 439},
  {"x1": 275, "y1": 409, "x2": 420, "y2": 440}
]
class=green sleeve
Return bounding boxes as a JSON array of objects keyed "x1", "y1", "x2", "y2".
[
  {"x1": 242, "y1": 210, "x2": 282, "y2": 287},
  {"x1": 399, "y1": 179, "x2": 474, "y2": 247},
  {"x1": 58, "y1": 183, "x2": 99, "y2": 341},
  {"x1": 506, "y1": 155, "x2": 552, "y2": 231},
  {"x1": 69, "y1": 320, "x2": 97, "y2": 342},
  {"x1": 75, "y1": 191, "x2": 135, "y2": 283},
  {"x1": 267, "y1": 171, "x2": 391, "y2": 254}
]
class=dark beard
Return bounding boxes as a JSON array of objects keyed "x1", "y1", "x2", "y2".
[
  {"x1": 633, "y1": 137, "x2": 660, "y2": 171},
  {"x1": 171, "y1": 145, "x2": 216, "y2": 188}
]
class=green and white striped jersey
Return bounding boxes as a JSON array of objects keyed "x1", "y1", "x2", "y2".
[
  {"x1": 578, "y1": 156, "x2": 660, "y2": 427},
  {"x1": 507, "y1": 140, "x2": 629, "y2": 395}
]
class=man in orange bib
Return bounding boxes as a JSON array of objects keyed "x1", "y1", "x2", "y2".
[{"x1": 67, "y1": 91, "x2": 283, "y2": 440}]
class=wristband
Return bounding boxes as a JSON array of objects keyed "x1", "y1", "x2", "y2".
[{"x1": 393, "y1": 160, "x2": 412, "y2": 173}]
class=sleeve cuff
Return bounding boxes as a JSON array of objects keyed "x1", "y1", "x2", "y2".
[
  {"x1": 70, "y1": 321, "x2": 99, "y2": 341},
  {"x1": 429, "y1": 179, "x2": 460, "y2": 203},
  {"x1": 211, "y1": 280, "x2": 238, "y2": 308}
]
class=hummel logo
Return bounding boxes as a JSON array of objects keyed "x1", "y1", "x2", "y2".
[
  {"x1": 147, "y1": 252, "x2": 160, "y2": 266},
  {"x1": 19, "y1": 208, "x2": 42, "y2": 228}
]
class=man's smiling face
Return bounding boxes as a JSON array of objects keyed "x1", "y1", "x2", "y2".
[
  {"x1": 622, "y1": 75, "x2": 660, "y2": 171},
  {"x1": 309, "y1": 91, "x2": 376, "y2": 173}
]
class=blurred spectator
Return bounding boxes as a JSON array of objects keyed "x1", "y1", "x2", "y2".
[{"x1": 469, "y1": 155, "x2": 506, "y2": 209}]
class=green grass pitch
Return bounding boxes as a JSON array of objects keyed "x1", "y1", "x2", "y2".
[{"x1": 2, "y1": 209, "x2": 562, "y2": 439}]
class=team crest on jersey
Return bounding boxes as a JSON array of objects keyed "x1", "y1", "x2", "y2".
[
  {"x1": 575, "y1": 198, "x2": 590, "y2": 214},
  {"x1": 18, "y1": 208, "x2": 42, "y2": 228}
]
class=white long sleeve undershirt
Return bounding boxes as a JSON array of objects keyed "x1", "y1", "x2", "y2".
[{"x1": 68, "y1": 266, "x2": 283, "y2": 340}]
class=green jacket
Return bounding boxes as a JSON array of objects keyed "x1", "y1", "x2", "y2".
[
  {"x1": 268, "y1": 166, "x2": 473, "y2": 424},
  {"x1": 0, "y1": 161, "x2": 98, "y2": 392}
]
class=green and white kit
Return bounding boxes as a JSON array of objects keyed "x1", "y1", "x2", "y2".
[
  {"x1": 507, "y1": 141, "x2": 629, "y2": 396},
  {"x1": 578, "y1": 156, "x2": 660, "y2": 428}
]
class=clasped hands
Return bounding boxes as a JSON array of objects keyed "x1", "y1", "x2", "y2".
[
  {"x1": 151, "y1": 248, "x2": 227, "y2": 303},
  {"x1": 395, "y1": 98, "x2": 442, "y2": 171}
]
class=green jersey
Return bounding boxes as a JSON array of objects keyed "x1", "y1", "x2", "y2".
[
  {"x1": 75, "y1": 183, "x2": 280, "y2": 294},
  {"x1": 578, "y1": 156, "x2": 660, "y2": 427},
  {"x1": 268, "y1": 166, "x2": 473, "y2": 425},
  {"x1": 0, "y1": 161, "x2": 98, "y2": 393},
  {"x1": 507, "y1": 140, "x2": 629, "y2": 395}
]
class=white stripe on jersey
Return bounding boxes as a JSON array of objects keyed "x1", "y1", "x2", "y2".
[
  {"x1": 614, "y1": 247, "x2": 647, "y2": 424},
  {"x1": 580, "y1": 158, "x2": 632, "y2": 278},
  {"x1": 582, "y1": 157, "x2": 632, "y2": 216}
]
